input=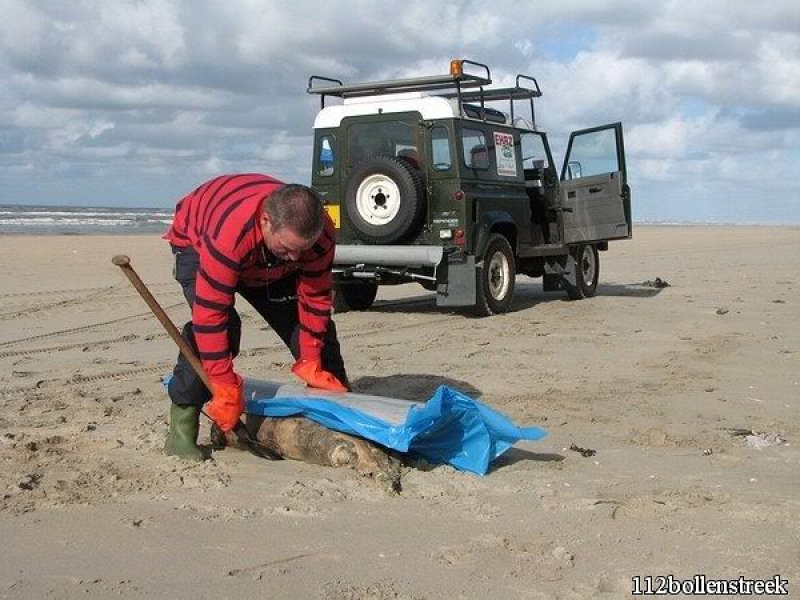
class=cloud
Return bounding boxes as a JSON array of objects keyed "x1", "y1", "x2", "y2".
[{"x1": 0, "y1": 0, "x2": 797, "y2": 221}]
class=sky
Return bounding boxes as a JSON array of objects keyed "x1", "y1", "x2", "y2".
[{"x1": 1, "y1": 0, "x2": 799, "y2": 223}]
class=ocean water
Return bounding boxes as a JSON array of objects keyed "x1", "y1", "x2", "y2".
[
  {"x1": 0, "y1": 204, "x2": 173, "y2": 235},
  {"x1": 0, "y1": 204, "x2": 786, "y2": 235}
]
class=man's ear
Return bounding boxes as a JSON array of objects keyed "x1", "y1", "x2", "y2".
[{"x1": 259, "y1": 212, "x2": 270, "y2": 229}]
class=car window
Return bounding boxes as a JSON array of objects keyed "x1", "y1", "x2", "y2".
[
  {"x1": 431, "y1": 126, "x2": 452, "y2": 171},
  {"x1": 462, "y1": 128, "x2": 488, "y2": 170},
  {"x1": 565, "y1": 128, "x2": 618, "y2": 179},
  {"x1": 317, "y1": 135, "x2": 335, "y2": 177},
  {"x1": 348, "y1": 120, "x2": 417, "y2": 166},
  {"x1": 520, "y1": 132, "x2": 550, "y2": 170}
]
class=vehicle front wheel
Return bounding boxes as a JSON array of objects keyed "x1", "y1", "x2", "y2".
[
  {"x1": 474, "y1": 233, "x2": 515, "y2": 316},
  {"x1": 565, "y1": 243, "x2": 599, "y2": 300}
]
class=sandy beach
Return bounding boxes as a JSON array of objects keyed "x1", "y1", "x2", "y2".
[{"x1": 0, "y1": 226, "x2": 798, "y2": 599}]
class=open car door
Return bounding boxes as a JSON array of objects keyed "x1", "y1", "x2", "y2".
[{"x1": 558, "y1": 123, "x2": 631, "y2": 244}]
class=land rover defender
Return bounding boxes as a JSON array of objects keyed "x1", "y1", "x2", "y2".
[{"x1": 307, "y1": 59, "x2": 632, "y2": 315}]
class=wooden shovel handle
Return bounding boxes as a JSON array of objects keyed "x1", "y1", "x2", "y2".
[{"x1": 112, "y1": 255, "x2": 211, "y2": 390}]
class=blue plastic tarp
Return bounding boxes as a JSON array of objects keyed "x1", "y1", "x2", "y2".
[{"x1": 246, "y1": 385, "x2": 547, "y2": 476}]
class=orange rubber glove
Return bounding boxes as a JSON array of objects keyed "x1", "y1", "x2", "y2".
[
  {"x1": 205, "y1": 375, "x2": 245, "y2": 432},
  {"x1": 291, "y1": 359, "x2": 348, "y2": 392}
]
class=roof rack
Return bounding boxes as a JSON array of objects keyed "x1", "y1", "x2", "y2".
[
  {"x1": 307, "y1": 60, "x2": 543, "y2": 127},
  {"x1": 307, "y1": 59, "x2": 491, "y2": 109},
  {"x1": 442, "y1": 75, "x2": 543, "y2": 127}
]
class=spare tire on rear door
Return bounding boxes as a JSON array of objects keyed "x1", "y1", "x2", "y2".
[{"x1": 344, "y1": 155, "x2": 426, "y2": 244}]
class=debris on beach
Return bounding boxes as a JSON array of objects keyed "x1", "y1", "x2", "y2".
[
  {"x1": 727, "y1": 428, "x2": 752, "y2": 437},
  {"x1": 715, "y1": 307, "x2": 729, "y2": 315},
  {"x1": 745, "y1": 431, "x2": 786, "y2": 449},
  {"x1": 569, "y1": 443, "x2": 596, "y2": 457},
  {"x1": 726, "y1": 428, "x2": 787, "y2": 449},
  {"x1": 17, "y1": 474, "x2": 41, "y2": 491},
  {"x1": 642, "y1": 277, "x2": 670, "y2": 288}
]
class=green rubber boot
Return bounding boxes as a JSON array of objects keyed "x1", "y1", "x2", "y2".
[{"x1": 164, "y1": 404, "x2": 208, "y2": 461}]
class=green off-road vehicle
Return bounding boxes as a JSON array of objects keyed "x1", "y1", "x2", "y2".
[{"x1": 307, "y1": 59, "x2": 631, "y2": 315}]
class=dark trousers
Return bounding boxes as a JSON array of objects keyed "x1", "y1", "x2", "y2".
[{"x1": 167, "y1": 246, "x2": 348, "y2": 407}]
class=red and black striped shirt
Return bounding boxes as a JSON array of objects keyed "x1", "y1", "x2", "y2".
[{"x1": 163, "y1": 173, "x2": 335, "y2": 385}]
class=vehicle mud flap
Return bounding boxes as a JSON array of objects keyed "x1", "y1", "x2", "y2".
[
  {"x1": 436, "y1": 255, "x2": 476, "y2": 307},
  {"x1": 543, "y1": 255, "x2": 579, "y2": 292}
]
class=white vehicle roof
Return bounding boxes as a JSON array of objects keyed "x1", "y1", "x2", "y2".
[{"x1": 313, "y1": 92, "x2": 461, "y2": 129}]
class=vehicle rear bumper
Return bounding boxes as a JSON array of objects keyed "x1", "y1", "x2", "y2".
[{"x1": 333, "y1": 245, "x2": 444, "y2": 267}]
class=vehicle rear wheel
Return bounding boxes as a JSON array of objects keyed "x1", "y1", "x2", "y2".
[
  {"x1": 565, "y1": 243, "x2": 599, "y2": 299},
  {"x1": 344, "y1": 156, "x2": 426, "y2": 244},
  {"x1": 474, "y1": 233, "x2": 515, "y2": 316},
  {"x1": 334, "y1": 280, "x2": 378, "y2": 312}
]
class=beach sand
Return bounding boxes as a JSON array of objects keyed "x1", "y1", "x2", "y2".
[{"x1": 1, "y1": 226, "x2": 798, "y2": 599}]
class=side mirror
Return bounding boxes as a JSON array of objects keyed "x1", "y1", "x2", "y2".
[{"x1": 567, "y1": 161, "x2": 582, "y2": 179}]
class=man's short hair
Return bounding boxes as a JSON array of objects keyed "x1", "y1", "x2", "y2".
[{"x1": 263, "y1": 184, "x2": 325, "y2": 241}]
